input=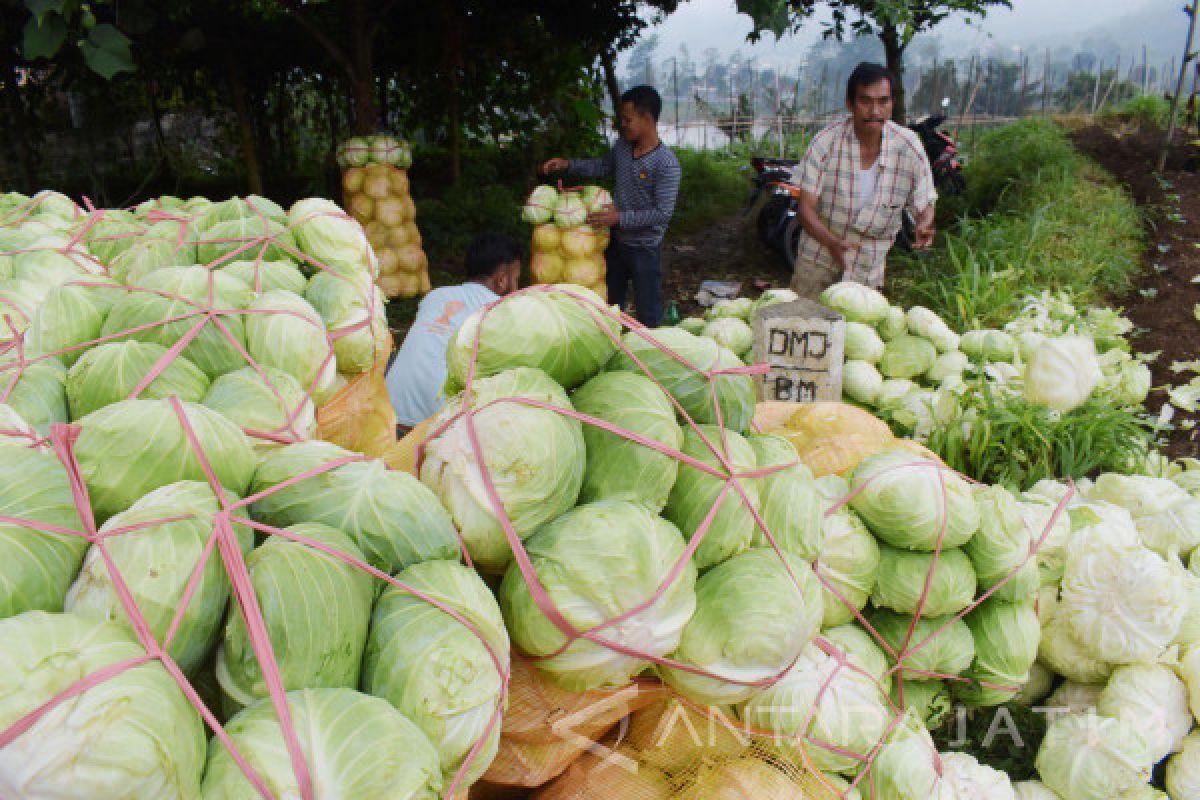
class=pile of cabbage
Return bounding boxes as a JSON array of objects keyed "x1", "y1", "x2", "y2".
[
  {"x1": 0, "y1": 190, "x2": 390, "y2": 452},
  {"x1": 523, "y1": 184, "x2": 612, "y2": 297},
  {"x1": 676, "y1": 287, "x2": 800, "y2": 361},
  {"x1": 817, "y1": 282, "x2": 1153, "y2": 442},
  {"x1": 335, "y1": 133, "x2": 413, "y2": 170}
]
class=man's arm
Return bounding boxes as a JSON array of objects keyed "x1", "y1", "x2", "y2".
[
  {"x1": 613, "y1": 158, "x2": 682, "y2": 231},
  {"x1": 905, "y1": 136, "x2": 939, "y2": 249},
  {"x1": 797, "y1": 189, "x2": 858, "y2": 271},
  {"x1": 541, "y1": 147, "x2": 615, "y2": 178}
]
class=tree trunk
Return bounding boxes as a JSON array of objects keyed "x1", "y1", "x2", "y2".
[
  {"x1": 880, "y1": 26, "x2": 907, "y2": 124},
  {"x1": 224, "y1": 52, "x2": 264, "y2": 195},
  {"x1": 1161, "y1": 2, "x2": 1200, "y2": 172},
  {"x1": 348, "y1": 0, "x2": 379, "y2": 134},
  {"x1": 601, "y1": 49, "x2": 622, "y2": 121}
]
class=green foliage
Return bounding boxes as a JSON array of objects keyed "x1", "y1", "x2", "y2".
[
  {"x1": 931, "y1": 703, "x2": 1047, "y2": 782},
  {"x1": 891, "y1": 119, "x2": 1144, "y2": 330},
  {"x1": 19, "y1": 1, "x2": 133, "y2": 79},
  {"x1": 926, "y1": 387, "x2": 1156, "y2": 490},
  {"x1": 1105, "y1": 94, "x2": 1172, "y2": 130}
]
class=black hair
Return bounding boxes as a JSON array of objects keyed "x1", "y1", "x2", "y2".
[
  {"x1": 621, "y1": 85, "x2": 663, "y2": 121},
  {"x1": 464, "y1": 233, "x2": 522, "y2": 279},
  {"x1": 846, "y1": 62, "x2": 896, "y2": 103}
]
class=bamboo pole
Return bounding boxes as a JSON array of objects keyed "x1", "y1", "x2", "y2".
[{"x1": 1161, "y1": 1, "x2": 1200, "y2": 173}]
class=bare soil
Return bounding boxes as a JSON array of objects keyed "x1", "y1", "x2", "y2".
[{"x1": 1071, "y1": 124, "x2": 1200, "y2": 459}]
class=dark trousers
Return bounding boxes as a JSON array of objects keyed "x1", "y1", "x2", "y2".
[{"x1": 606, "y1": 239, "x2": 664, "y2": 328}]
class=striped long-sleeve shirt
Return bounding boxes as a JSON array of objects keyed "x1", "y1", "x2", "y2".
[{"x1": 568, "y1": 138, "x2": 682, "y2": 247}]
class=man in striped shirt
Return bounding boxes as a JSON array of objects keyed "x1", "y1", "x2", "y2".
[
  {"x1": 542, "y1": 85, "x2": 682, "y2": 327},
  {"x1": 793, "y1": 62, "x2": 938, "y2": 295}
]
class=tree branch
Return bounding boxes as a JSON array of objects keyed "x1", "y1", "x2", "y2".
[{"x1": 283, "y1": 0, "x2": 356, "y2": 79}]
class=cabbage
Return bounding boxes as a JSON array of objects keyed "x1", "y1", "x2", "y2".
[
  {"x1": 560, "y1": 226, "x2": 600, "y2": 258},
  {"x1": 1182, "y1": 645, "x2": 1200, "y2": 722},
  {"x1": 748, "y1": 434, "x2": 824, "y2": 561},
  {"x1": 101, "y1": 266, "x2": 253, "y2": 379},
  {"x1": 820, "y1": 623, "x2": 891, "y2": 688},
  {"x1": 938, "y1": 752, "x2": 1017, "y2": 799},
  {"x1": 678, "y1": 316, "x2": 706, "y2": 335},
  {"x1": 1167, "y1": 732, "x2": 1200, "y2": 800},
  {"x1": 843, "y1": 359, "x2": 884, "y2": 405},
  {"x1": 1058, "y1": 523, "x2": 1186, "y2": 664},
  {"x1": 664, "y1": 424, "x2": 761, "y2": 569},
  {"x1": 702, "y1": 316, "x2": 753, "y2": 357},
  {"x1": 752, "y1": 288, "x2": 798, "y2": 316},
  {"x1": 500, "y1": 501, "x2": 696, "y2": 691},
  {"x1": 26, "y1": 279, "x2": 125, "y2": 366},
  {"x1": 891, "y1": 679, "x2": 952, "y2": 729},
  {"x1": 11, "y1": 244, "x2": 103, "y2": 288},
  {"x1": 1044, "y1": 681, "x2": 1104, "y2": 715},
  {"x1": 678, "y1": 758, "x2": 816, "y2": 799},
  {"x1": 1013, "y1": 781, "x2": 1061, "y2": 800},
  {"x1": 65, "y1": 341, "x2": 210, "y2": 420},
  {"x1": 660, "y1": 547, "x2": 822, "y2": 705},
  {"x1": 288, "y1": 197, "x2": 379, "y2": 280},
  {"x1": 961, "y1": 329, "x2": 1018, "y2": 362},
  {"x1": 739, "y1": 640, "x2": 891, "y2": 775},
  {"x1": 871, "y1": 543, "x2": 977, "y2": 617},
  {"x1": 579, "y1": 185, "x2": 613, "y2": 214},
  {"x1": 0, "y1": 403, "x2": 36, "y2": 447},
  {"x1": 878, "y1": 305, "x2": 909, "y2": 340},
  {"x1": 849, "y1": 448, "x2": 980, "y2": 551},
  {"x1": 65, "y1": 481, "x2": 251, "y2": 674},
  {"x1": 197, "y1": 216, "x2": 298, "y2": 266},
  {"x1": 217, "y1": 524, "x2": 373, "y2": 708},
  {"x1": 864, "y1": 712, "x2": 941, "y2": 799},
  {"x1": 523, "y1": 185, "x2": 560, "y2": 225},
  {"x1": 202, "y1": 366, "x2": 316, "y2": 443},
  {"x1": 879, "y1": 335, "x2": 937, "y2": 379},
  {"x1": 1017, "y1": 499, "x2": 1073, "y2": 586},
  {"x1": 905, "y1": 306, "x2": 960, "y2": 353},
  {"x1": 200, "y1": 689, "x2": 442, "y2": 799},
  {"x1": 0, "y1": 278, "x2": 48, "y2": 338},
  {"x1": 554, "y1": 193, "x2": 588, "y2": 228},
  {"x1": 252, "y1": 440, "x2": 460, "y2": 574},
  {"x1": 421, "y1": 368, "x2": 584, "y2": 572},
  {"x1": 608, "y1": 326, "x2": 756, "y2": 433},
  {"x1": 1037, "y1": 609, "x2": 1113, "y2": 685},
  {"x1": 0, "y1": 448, "x2": 86, "y2": 617},
  {"x1": 966, "y1": 485, "x2": 1040, "y2": 603},
  {"x1": 707, "y1": 297, "x2": 754, "y2": 321},
  {"x1": 958, "y1": 598, "x2": 1040, "y2": 707},
  {"x1": 29, "y1": 189, "x2": 80, "y2": 222},
  {"x1": 1096, "y1": 663, "x2": 1191, "y2": 764},
  {"x1": 74, "y1": 398, "x2": 256, "y2": 521},
  {"x1": 1088, "y1": 473, "x2": 1200, "y2": 559},
  {"x1": 2, "y1": 357, "x2": 68, "y2": 434},
  {"x1": 244, "y1": 289, "x2": 337, "y2": 403},
  {"x1": 571, "y1": 371, "x2": 683, "y2": 512},
  {"x1": 107, "y1": 237, "x2": 193, "y2": 284},
  {"x1": 845, "y1": 321, "x2": 886, "y2": 363},
  {"x1": 888, "y1": 387, "x2": 959, "y2": 442},
  {"x1": 196, "y1": 196, "x2": 287, "y2": 232},
  {"x1": 446, "y1": 285, "x2": 618, "y2": 392},
  {"x1": 1035, "y1": 713, "x2": 1153, "y2": 800},
  {"x1": 1025, "y1": 336, "x2": 1101, "y2": 412},
  {"x1": 819, "y1": 281, "x2": 889, "y2": 324},
  {"x1": 1096, "y1": 350, "x2": 1152, "y2": 407},
  {"x1": 875, "y1": 377, "x2": 920, "y2": 411},
  {"x1": 927, "y1": 350, "x2": 970, "y2": 383},
  {"x1": 219, "y1": 259, "x2": 308, "y2": 296},
  {"x1": 365, "y1": 560, "x2": 509, "y2": 785},
  {"x1": 870, "y1": 608, "x2": 976, "y2": 679},
  {"x1": 0, "y1": 612, "x2": 205, "y2": 798},
  {"x1": 815, "y1": 505, "x2": 880, "y2": 628},
  {"x1": 305, "y1": 271, "x2": 388, "y2": 373}
]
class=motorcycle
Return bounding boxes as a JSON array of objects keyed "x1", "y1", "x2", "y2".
[{"x1": 744, "y1": 102, "x2": 966, "y2": 266}]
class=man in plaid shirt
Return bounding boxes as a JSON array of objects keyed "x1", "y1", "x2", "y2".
[{"x1": 792, "y1": 62, "x2": 938, "y2": 295}]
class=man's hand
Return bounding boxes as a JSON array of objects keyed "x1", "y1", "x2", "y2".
[
  {"x1": 541, "y1": 157, "x2": 569, "y2": 175},
  {"x1": 587, "y1": 206, "x2": 620, "y2": 229},
  {"x1": 913, "y1": 220, "x2": 936, "y2": 249},
  {"x1": 829, "y1": 238, "x2": 861, "y2": 271}
]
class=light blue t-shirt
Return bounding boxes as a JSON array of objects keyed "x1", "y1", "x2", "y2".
[{"x1": 386, "y1": 283, "x2": 498, "y2": 426}]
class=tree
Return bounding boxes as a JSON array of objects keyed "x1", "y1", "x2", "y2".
[
  {"x1": 624, "y1": 33, "x2": 659, "y2": 88},
  {"x1": 734, "y1": 0, "x2": 1011, "y2": 122}
]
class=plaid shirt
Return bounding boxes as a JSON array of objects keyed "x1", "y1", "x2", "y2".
[{"x1": 793, "y1": 118, "x2": 937, "y2": 288}]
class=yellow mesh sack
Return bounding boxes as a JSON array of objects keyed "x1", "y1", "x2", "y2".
[
  {"x1": 480, "y1": 655, "x2": 662, "y2": 789},
  {"x1": 315, "y1": 333, "x2": 397, "y2": 457}
]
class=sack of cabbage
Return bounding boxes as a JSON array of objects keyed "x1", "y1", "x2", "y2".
[{"x1": 522, "y1": 184, "x2": 610, "y2": 298}]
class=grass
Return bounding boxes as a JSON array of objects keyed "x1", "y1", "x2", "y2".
[{"x1": 890, "y1": 118, "x2": 1145, "y2": 331}]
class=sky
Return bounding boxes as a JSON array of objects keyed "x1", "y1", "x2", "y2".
[{"x1": 617, "y1": 0, "x2": 1175, "y2": 72}]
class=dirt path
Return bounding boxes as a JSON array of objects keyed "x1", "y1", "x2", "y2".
[
  {"x1": 662, "y1": 212, "x2": 794, "y2": 319},
  {"x1": 1072, "y1": 125, "x2": 1200, "y2": 459}
]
